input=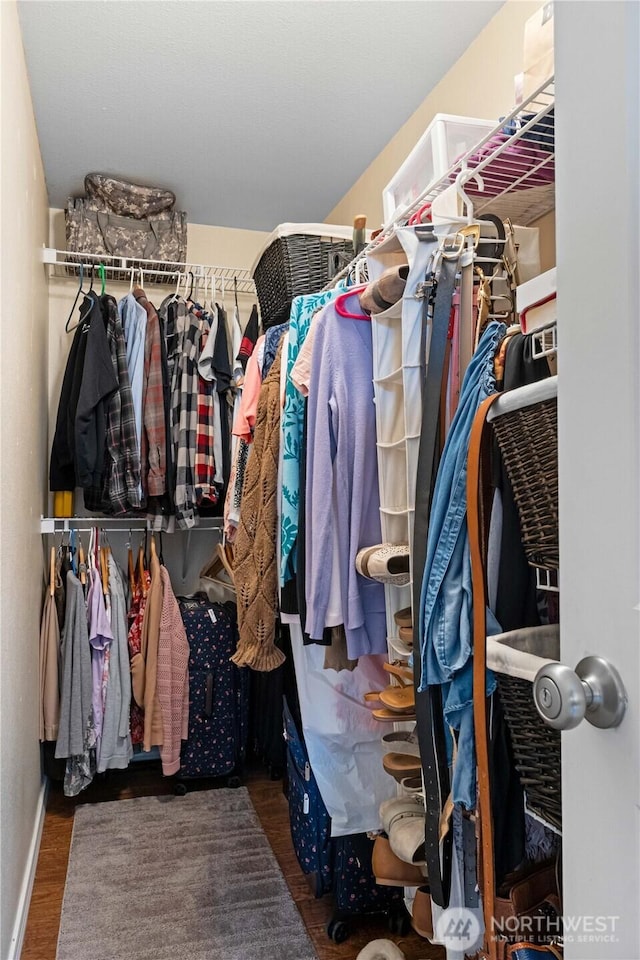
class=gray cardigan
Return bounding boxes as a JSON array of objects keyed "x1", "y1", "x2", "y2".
[
  {"x1": 56, "y1": 572, "x2": 93, "y2": 758},
  {"x1": 97, "y1": 558, "x2": 133, "y2": 772}
]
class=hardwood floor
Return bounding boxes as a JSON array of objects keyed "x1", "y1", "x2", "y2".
[{"x1": 22, "y1": 762, "x2": 444, "y2": 960}]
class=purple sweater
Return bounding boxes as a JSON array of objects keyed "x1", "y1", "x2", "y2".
[{"x1": 305, "y1": 299, "x2": 386, "y2": 659}]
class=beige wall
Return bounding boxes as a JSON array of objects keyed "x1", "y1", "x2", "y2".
[
  {"x1": 0, "y1": 2, "x2": 51, "y2": 956},
  {"x1": 327, "y1": 0, "x2": 554, "y2": 268}
]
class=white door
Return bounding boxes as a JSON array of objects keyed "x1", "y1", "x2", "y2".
[{"x1": 555, "y1": 2, "x2": 640, "y2": 956}]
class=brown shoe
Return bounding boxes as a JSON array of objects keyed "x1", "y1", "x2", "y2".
[
  {"x1": 372, "y1": 836, "x2": 425, "y2": 888},
  {"x1": 360, "y1": 265, "x2": 410, "y2": 315},
  {"x1": 393, "y1": 606, "x2": 413, "y2": 629},
  {"x1": 411, "y1": 885, "x2": 434, "y2": 939}
]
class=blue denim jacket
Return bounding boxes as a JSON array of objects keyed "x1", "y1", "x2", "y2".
[{"x1": 418, "y1": 321, "x2": 506, "y2": 809}]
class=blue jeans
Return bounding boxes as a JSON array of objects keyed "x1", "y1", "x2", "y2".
[{"x1": 418, "y1": 321, "x2": 506, "y2": 808}]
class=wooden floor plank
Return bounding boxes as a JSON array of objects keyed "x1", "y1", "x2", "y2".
[{"x1": 21, "y1": 763, "x2": 444, "y2": 960}]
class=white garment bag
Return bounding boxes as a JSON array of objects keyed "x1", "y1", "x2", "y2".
[{"x1": 288, "y1": 622, "x2": 396, "y2": 837}]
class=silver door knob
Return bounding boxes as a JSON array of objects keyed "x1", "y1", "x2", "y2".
[{"x1": 533, "y1": 657, "x2": 627, "y2": 730}]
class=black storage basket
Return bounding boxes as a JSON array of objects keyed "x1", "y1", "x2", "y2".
[
  {"x1": 253, "y1": 232, "x2": 353, "y2": 327},
  {"x1": 496, "y1": 673, "x2": 562, "y2": 831}
]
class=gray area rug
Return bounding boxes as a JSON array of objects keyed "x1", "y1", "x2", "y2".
[{"x1": 57, "y1": 788, "x2": 318, "y2": 960}]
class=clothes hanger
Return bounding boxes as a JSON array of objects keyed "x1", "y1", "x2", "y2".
[
  {"x1": 98, "y1": 263, "x2": 107, "y2": 296},
  {"x1": 99, "y1": 531, "x2": 110, "y2": 597},
  {"x1": 455, "y1": 168, "x2": 484, "y2": 224},
  {"x1": 186, "y1": 270, "x2": 195, "y2": 302},
  {"x1": 69, "y1": 528, "x2": 77, "y2": 575},
  {"x1": 66, "y1": 263, "x2": 96, "y2": 333},
  {"x1": 65, "y1": 262, "x2": 86, "y2": 333},
  {"x1": 335, "y1": 285, "x2": 370, "y2": 321},
  {"x1": 158, "y1": 531, "x2": 165, "y2": 566},
  {"x1": 138, "y1": 535, "x2": 147, "y2": 597},
  {"x1": 167, "y1": 269, "x2": 182, "y2": 306},
  {"x1": 77, "y1": 532, "x2": 87, "y2": 587},
  {"x1": 129, "y1": 265, "x2": 135, "y2": 294},
  {"x1": 126, "y1": 529, "x2": 136, "y2": 595},
  {"x1": 49, "y1": 545, "x2": 56, "y2": 597},
  {"x1": 408, "y1": 203, "x2": 432, "y2": 226}
]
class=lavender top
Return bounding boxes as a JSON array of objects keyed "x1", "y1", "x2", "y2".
[{"x1": 305, "y1": 298, "x2": 386, "y2": 659}]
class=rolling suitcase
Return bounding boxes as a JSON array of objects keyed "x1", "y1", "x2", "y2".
[
  {"x1": 283, "y1": 696, "x2": 334, "y2": 897},
  {"x1": 283, "y1": 697, "x2": 408, "y2": 943},
  {"x1": 327, "y1": 833, "x2": 407, "y2": 944},
  {"x1": 176, "y1": 596, "x2": 249, "y2": 791}
]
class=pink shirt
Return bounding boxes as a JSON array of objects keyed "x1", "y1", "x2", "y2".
[
  {"x1": 290, "y1": 322, "x2": 317, "y2": 397},
  {"x1": 232, "y1": 335, "x2": 265, "y2": 442}
]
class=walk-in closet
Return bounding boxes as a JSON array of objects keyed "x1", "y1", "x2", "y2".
[{"x1": 1, "y1": 2, "x2": 638, "y2": 960}]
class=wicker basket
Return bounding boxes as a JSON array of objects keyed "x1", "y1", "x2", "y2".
[
  {"x1": 497, "y1": 675, "x2": 561, "y2": 831},
  {"x1": 492, "y1": 394, "x2": 558, "y2": 569},
  {"x1": 253, "y1": 230, "x2": 353, "y2": 326},
  {"x1": 488, "y1": 626, "x2": 562, "y2": 831}
]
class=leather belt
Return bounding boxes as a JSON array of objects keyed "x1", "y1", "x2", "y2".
[
  {"x1": 412, "y1": 231, "x2": 460, "y2": 909},
  {"x1": 468, "y1": 392, "x2": 503, "y2": 960}
]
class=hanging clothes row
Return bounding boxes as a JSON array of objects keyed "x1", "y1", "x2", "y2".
[
  {"x1": 40, "y1": 530, "x2": 190, "y2": 796},
  {"x1": 49, "y1": 270, "x2": 261, "y2": 530}
]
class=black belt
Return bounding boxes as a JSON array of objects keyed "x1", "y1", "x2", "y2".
[{"x1": 412, "y1": 231, "x2": 460, "y2": 909}]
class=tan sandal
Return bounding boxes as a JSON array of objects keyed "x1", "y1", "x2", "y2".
[
  {"x1": 379, "y1": 685, "x2": 415, "y2": 712},
  {"x1": 382, "y1": 661, "x2": 413, "y2": 683},
  {"x1": 382, "y1": 753, "x2": 422, "y2": 782},
  {"x1": 372, "y1": 707, "x2": 416, "y2": 722}
]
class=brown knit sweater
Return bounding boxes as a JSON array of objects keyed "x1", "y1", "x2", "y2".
[{"x1": 232, "y1": 340, "x2": 286, "y2": 672}]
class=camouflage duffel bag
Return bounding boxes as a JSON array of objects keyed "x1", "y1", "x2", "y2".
[
  {"x1": 65, "y1": 198, "x2": 187, "y2": 263},
  {"x1": 84, "y1": 173, "x2": 176, "y2": 219}
]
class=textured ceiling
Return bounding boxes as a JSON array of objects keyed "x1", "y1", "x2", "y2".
[{"x1": 18, "y1": 0, "x2": 503, "y2": 231}]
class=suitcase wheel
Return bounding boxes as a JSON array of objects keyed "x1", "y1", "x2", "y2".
[
  {"x1": 174, "y1": 782, "x2": 188, "y2": 797},
  {"x1": 326, "y1": 918, "x2": 350, "y2": 944},
  {"x1": 227, "y1": 774, "x2": 242, "y2": 789},
  {"x1": 387, "y1": 904, "x2": 411, "y2": 936}
]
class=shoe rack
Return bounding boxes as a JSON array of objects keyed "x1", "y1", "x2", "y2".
[{"x1": 368, "y1": 227, "x2": 436, "y2": 922}]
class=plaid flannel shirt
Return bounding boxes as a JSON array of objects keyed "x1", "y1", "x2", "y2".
[
  {"x1": 170, "y1": 302, "x2": 201, "y2": 528},
  {"x1": 134, "y1": 287, "x2": 167, "y2": 501},
  {"x1": 102, "y1": 295, "x2": 141, "y2": 513},
  {"x1": 194, "y1": 319, "x2": 218, "y2": 506}
]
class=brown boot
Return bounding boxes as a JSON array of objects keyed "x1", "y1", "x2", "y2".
[
  {"x1": 411, "y1": 885, "x2": 434, "y2": 939},
  {"x1": 372, "y1": 836, "x2": 425, "y2": 888}
]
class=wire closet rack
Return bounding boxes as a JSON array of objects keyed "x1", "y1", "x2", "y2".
[
  {"x1": 42, "y1": 247, "x2": 257, "y2": 294},
  {"x1": 40, "y1": 516, "x2": 224, "y2": 534},
  {"x1": 333, "y1": 76, "x2": 555, "y2": 285}
]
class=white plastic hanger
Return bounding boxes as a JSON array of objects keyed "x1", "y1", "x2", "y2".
[{"x1": 455, "y1": 167, "x2": 484, "y2": 224}]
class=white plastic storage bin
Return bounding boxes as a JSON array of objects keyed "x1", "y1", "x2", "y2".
[{"x1": 382, "y1": 114, "x2": 494, "y2": 226}]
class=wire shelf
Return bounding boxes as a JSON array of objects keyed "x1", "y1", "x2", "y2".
[
  {"x1": 331, "y1": 76, "x2": 555, "y2": 285},
  {"x1": 42, "y1": 248, "x2": 256, "y2": 294},
  {"x1": 40, "y1": 516, "x2": 223, "y2": 534}
]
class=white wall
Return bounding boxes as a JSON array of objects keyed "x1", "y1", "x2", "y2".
[{"x1": 0, "y1": 2, "x2": 51, "y2": 957}]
